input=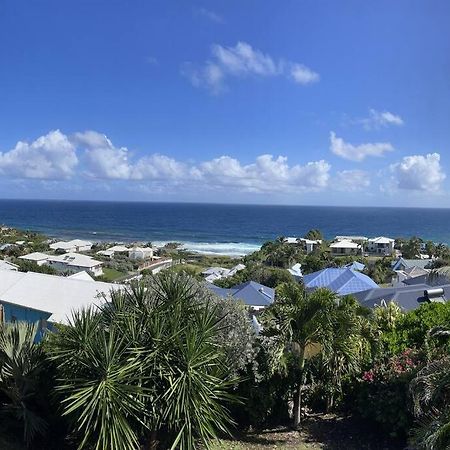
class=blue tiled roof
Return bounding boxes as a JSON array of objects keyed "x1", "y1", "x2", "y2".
[
  {"x1": 303, "y1": 268, "x2": 378, "y2": 295},
  {"x1": 345, "y1": 261, "x2": 365, "y2": 271},
  {"x1": 206, "y1": 281, "x2": 274, "y2": 307}
]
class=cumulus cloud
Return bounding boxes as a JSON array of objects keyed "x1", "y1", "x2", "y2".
[
  {"x1": 1, "y1": 130, "x2": 334, "y2": 195},
  {"x1": 335, "y1": 170, "x2": 370, "y2": 191},
  {"x1": 74, "y1": 131, "x2": 132, "y2": 179},
  {"x1": 196, "y1": 155, "x2": 330, "y2": 192},
  {"x1": 0, "y1": 130, "x2": 78, "y2": 179},
  {"x1": 389, "y1": 153, "x2": 446, "y2": 192},
  {"x1": 330, "y1": 132, "x2": 394, "y2": 162},
  {"x1": 357, "y1": 109, "x2": 404, "y2": 130},
  {"x1": 183, "y1": 41, "x2": 319, "y2": 93}
]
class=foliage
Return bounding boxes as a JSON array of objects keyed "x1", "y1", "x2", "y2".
[
  {"x1": 0, "y1": 322, "x2": 62, "y2": 447},
  {"x1": 47, "y1": 273, "x2": 240, "y2": 450},
  {"x1": 381, "y1": 302, "x2": 450, "y2": 356},
  {"x1": 364, "y1": 257, "x2": 394, "y2": 285},
  {"x1": 215, "y1": 265, "x2": 293, "y2": 289},
  {"x1": 14, "y1": 259, "x2": 57, "y2": 275},
  {"x1": 399, "y1": 236, "x2": 423, "y2": 259},
  {"x1": 350, "y1": 349, "x2": 423, "y2": 438},
  {"x1": 261, "y1": 283, "x2": 343, "y2": 427},
  {"x1": 304, "y1": 229, "x2": 324, "y2": 241},
  {"x1": 410, "y1": 354, "x2": 450, "y2": 449}
]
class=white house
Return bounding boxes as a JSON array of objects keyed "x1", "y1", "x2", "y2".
[
  {"x1": 19, "y1": 252, "x2": 50, "y2": 266},
  {"x1": 288, "y1": 263, "x2": 303, "y2": 280},
  {"x1": 0, "y1": 260, "x2": 19, "y2": 271},
  {"x1": 97, "y1": 245, "x2": 130, "y2": 259},
  {"x1": 50, "y1": 239, "x2": 93, "y2": 253},
  {"x1": 0, "y1": 270, "x2": 122, "y2": 324},
  {"x1": 284, "y1": 237, "x2": 299, "y2": 244},
  {"x1": 367, "y1": 236, "x2": 395, "y2": 256},
  {"x1": 330, "y1": 239, "x2": 361, "y2": 256},
  {"x1": 299, "y1": 238, "x2": 322, "y2": 254},
  {"x1": 128, "y1": 247, "x2": 153, "y2": 260},
  {"x1": 47, "y1": 253, "x2": 103, "y2": 277}
]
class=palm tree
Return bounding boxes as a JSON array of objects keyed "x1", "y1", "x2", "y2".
[
  {"x1": 47, "y1": 272, "x2": 238, "y2": 450},
  {"x1": 0, "y1": 322, "x2": 49, "y2": 445},
  {"x1": 316, "y1": 296, "x2": 376, "y2": 411},
  {"x1": 410, "y1": 356, "x2": 450, "y2": 449},
  {"x1": 261, "y1": 283, "x2": 337, "y2": 428}
]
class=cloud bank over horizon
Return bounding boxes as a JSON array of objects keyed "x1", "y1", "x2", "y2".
[{"x1": 0, "y1": 130, "x2": 446, "y2": 202}]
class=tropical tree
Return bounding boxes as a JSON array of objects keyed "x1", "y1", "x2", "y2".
[
  {"x1": 47, "y1": 273, "x2": 240, "y2": 450},
  {"x1": 261, "y1": 283, "x2": 338, "y2": 428},
  {"x1": 0, "y1": 322, "x2": 52, "y2": 446},
  {"x1": 410, "y1": 355, "x2": 450, "y2": 449},
  {"x1": 315, "y1": 296, "x2": 377, "y2": 411},
  {"x1": 304, "y1": 229, "x2": 323, "y2": 241}
]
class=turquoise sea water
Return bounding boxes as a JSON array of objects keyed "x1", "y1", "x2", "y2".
[{"x1": 0, "y1": 200, "x2": 449, "y2": 256}]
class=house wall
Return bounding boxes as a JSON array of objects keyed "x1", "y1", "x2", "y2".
[
  {"x1": 48, "y1": 261, "x2": 103, "y2": 277},
  {"x1": 331, "y1": 247, "x2": 358, "y2": 255},
  {"x1": 0, "y1": 302, "x2": 52, "y2": 342}
]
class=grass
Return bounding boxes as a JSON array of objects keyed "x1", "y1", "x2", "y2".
[
  {"x1": 100, "y1": 267, "x2": 126, "y2": 281},
  {"x1": 209, "y1": 414, "x2": 404, "y2": 450}
]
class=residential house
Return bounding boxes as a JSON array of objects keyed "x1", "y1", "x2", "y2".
[
  {"x1": 50, "y1": 239, "x2": 93, "y2": 253},
  {"x1": 96, "y1": 245, "x2": 130, "y2": 259},
  {"x1": 128, "y1": 246, "x2": 153, "y2": 260},
  {"x1": 299, "y1": 238, "x2": 322, "y2": 254},
  {"x1": 207, "y1": 281, "x2": 275, "y2": 310},
  {"x1": 354, "y1": 284, "x2": 450, "y2": 312},
  {"x1": 47, "y1": 253, "x2": 103, "y2": 277},
  {"x1": 303, "y1": 268, "x2": 379, "y2": 295},
  {"x1": 0, "y1": 260, "x2": 19, "y2": 271},
  {"x1": 0, "y1": 270, "x2": 121, "y2": 340},
  {"x1": 68, "y1": 271, "x2": 94, "y2": 282},
  {"x1": 202, "y1": 263, "x2": 246, "y2": 283},
  {"x1": 19, "y1": 252, "x2": 50, "y2": 266},
  {"x1": 392, "y1": 257, "x2": 433, "y2": 272},
  {"x1": 344, "y1": 261, "x2": 366, "y2": 271},
  {"x1": 288, "y1": 263, "x2": 303, "y2": 281},
  {"x1": 335, "y1": 235, "x2": 368, "y2": 243},
  {"x1": 284, "y1": 237, "x2": 321, "y2": 253},
  {"x1": 330, "y1": 240, "x2": 362, "y2": 256},
  {"x1": 366, "y1": 236, "x2": 395, "y2": 256}
]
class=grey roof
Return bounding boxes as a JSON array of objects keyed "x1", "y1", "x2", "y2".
[
  {"x1": 207, "y1": 281, "x2": 275, "y2": 307},
  {"x1": 353, "y1": 283, "x2": 450, "y2": 311},
  {"x1": 392, "y1": 258, "x2": 432, "y2": 271}
]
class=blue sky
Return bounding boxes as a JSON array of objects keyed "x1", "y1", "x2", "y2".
[{"x1": 1, "y1": 0, "x2": 450, "y2": 206}]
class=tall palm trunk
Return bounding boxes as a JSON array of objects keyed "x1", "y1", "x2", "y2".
[{"x1": 293, "y1": 346, "x2": 306, "y2": 429}]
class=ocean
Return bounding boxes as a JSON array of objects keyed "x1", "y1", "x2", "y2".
[{"x1": 1, "y1": 199, "x2": 449, "y2": 256}]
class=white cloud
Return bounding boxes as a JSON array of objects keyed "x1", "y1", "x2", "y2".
[
  {"x1": 389, "y1": 153, "x2": 446, "y2": 192},
  {"x1": 358, "y1": 109, "x2": 404, "y2": 130},
  {"x1": 195, "y1": 7, "x2": 224, "y2": 23},
  {"x1": 132, "y1": 154, "x2": 186, "y2": 180},
  {"x1": 74, "y1": 131, "x2": 132, "y2": 179},
  {"x1": 183, "y1": 41, "x2": 319, "y2": 93},
  {"x1": 1, "y1": 130, "x2": 333, "y2": 196},
  {"x1": 0, "y1": 130, "x2": 78, "y2": 179},
  {"x1": 290, "y1": 63, "x2": 320, "y2": 85},
  {"x1": 330, "y1": 131, "x2": 394, "y2": 162},
  {"x1": 335, "y1": 170, "x2": 370, "y2": 191},
  {"x1": 195, "y1": 154, "x2": 330, "y2": 192}
]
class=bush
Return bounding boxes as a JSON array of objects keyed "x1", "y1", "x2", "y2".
[{"x1": 349, "y1": 349, "x2": 424, "y2": 438}]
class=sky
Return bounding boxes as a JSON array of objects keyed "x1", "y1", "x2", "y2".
[{"x1": 1, "y1": 0, "x2": 450, "y2": 206}]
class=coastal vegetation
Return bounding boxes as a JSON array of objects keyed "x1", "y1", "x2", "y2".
[{"x1": 1, "y1": 226, "x2": 450, "y2": 448}]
